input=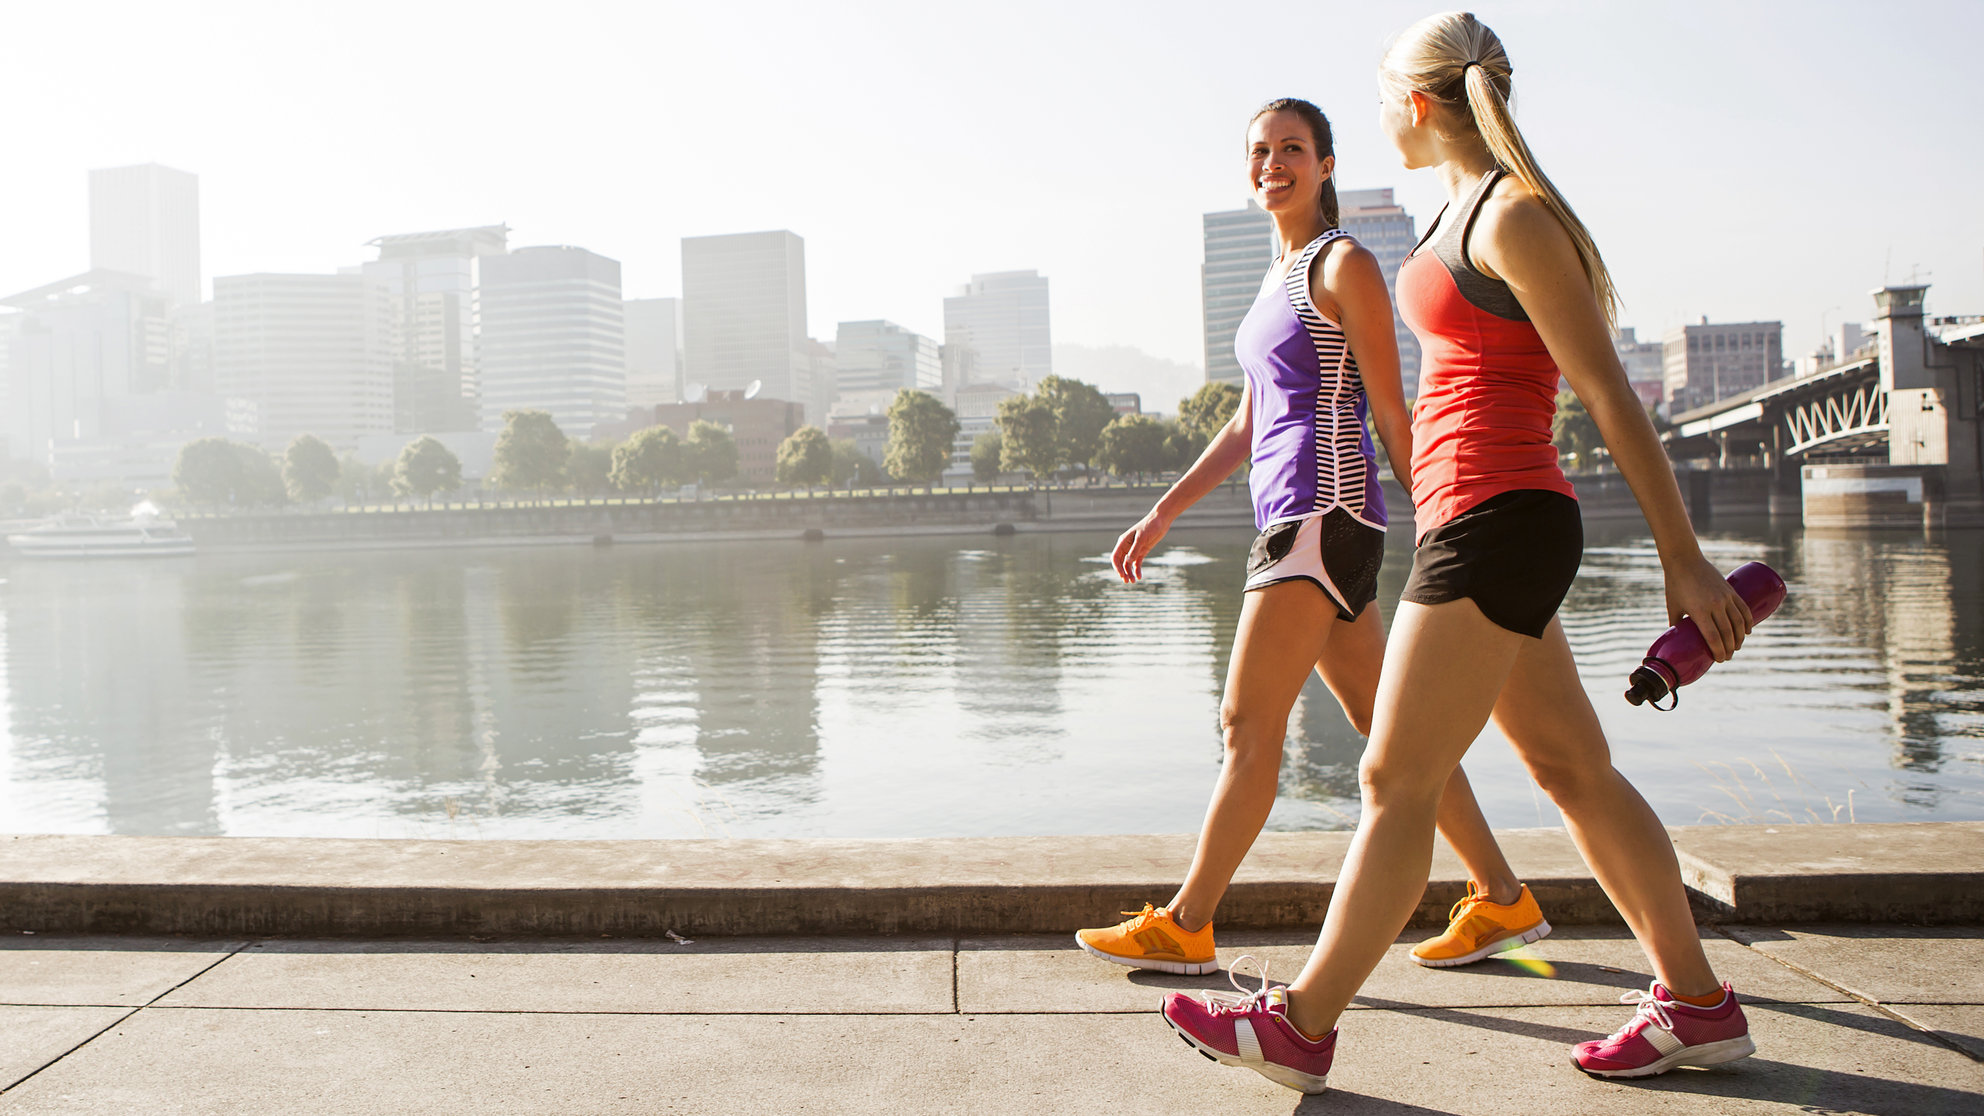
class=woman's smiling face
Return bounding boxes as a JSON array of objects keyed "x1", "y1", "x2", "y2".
[{"x1": 1247, "y1": 110, "x2": 1331, "y2": 216}]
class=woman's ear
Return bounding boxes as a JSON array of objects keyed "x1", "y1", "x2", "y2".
[
  {"x1": 1408, "y1": 90, "x2": 1433, "y2": 128},
  {"x1": 1318, "y1": 154, "x2": 1336, "y2": 183}
]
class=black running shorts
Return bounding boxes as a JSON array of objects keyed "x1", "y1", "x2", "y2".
[
  {"x1": 1243, "y1": 508, "x2": 1385, "y2": 622},
  {"x1": 1401, "y1": 489, "x2": 1582, "y2": 638}
]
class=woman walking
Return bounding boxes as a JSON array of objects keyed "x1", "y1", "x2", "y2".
[
  {"x1": 1076, "y1": 97, "x2": 1550, "y2": 979},
  {"x1": 1158, "y1": 14, "x2": 1757, "y2": 1094}
]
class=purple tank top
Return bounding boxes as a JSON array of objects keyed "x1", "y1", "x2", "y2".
[{"x1": 1234, "y1": 229, "x2": 1387, "y2": 531}]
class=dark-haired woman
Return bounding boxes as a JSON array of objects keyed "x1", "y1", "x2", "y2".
[
  {"x1": 1076, "y1": 97, "x2": 1548, "y2": 980},
  {"x1": 1158, "y1": 14, "x2": 1757, "y2": 1094}
]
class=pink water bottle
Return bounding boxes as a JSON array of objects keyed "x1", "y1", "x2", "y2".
[{"x1": 1623, "y1": 561, "x2": 1786, "y2": 710}]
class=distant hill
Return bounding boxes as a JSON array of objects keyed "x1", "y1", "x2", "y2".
[{"x1": 1051, "y1": 344, "x2": 1205, "y2": 417}]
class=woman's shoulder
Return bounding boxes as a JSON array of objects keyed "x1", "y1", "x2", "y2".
[{"x1": 1472, "y1": 177, "x2": 1572, "y2": 278}]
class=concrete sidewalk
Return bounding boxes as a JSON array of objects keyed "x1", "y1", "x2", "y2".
[{"x1": 3, "y1": 925, "x2": 1979, "y2": 1114}]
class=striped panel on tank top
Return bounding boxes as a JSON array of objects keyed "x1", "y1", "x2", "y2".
[{"x1": 1283, "y1": 229, "x2": 1371, "y2": 523}]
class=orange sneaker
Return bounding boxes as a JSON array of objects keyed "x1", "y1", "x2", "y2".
[
  {"x1": 1076, "y1": 903, "x2": 1218, "y2": 975},
  {"x1": 1410, "y1": 883, "x2": 1551, "y2": 968}
]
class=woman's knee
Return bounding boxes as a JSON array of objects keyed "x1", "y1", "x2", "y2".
[
  {"x1": 1358, "y1": 746, "x2": 1448, "y2": 809},
  {"x1": 1218, "y1": 704, "x2": 1285, "y2": 764}
]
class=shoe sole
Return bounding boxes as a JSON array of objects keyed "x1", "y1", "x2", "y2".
[
  {"x1": 1574, "y1": 1034, "x2": 1757, "y2": 1078},
  {"x1": 1162, "y1": 1008, "x2": 1329, "y2": 1094},
  {"x1": 1410, "y1": 918, "x2": 1553, "y2": 968},
  {"x1": 1074, "y1": 933, "x2": 1218, "y2": 976}
]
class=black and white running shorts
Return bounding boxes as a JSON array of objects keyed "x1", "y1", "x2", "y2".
[{"x1": 1243, "y1": 508, "x2": 1385, "y2": 622}]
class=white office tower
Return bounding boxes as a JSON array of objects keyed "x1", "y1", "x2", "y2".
[
  {"x1": 943, "y1": 271, "x2": 1051, "y2": 394},
  {"x1": 2, "y1": 271, "x2": 172, "y2": 465},
  {"x1": 624, "y1": 297, "x2": 683, "y2": 409},
  {"x1": 833, "y1": 320, "x2": 940, "y2": 412},
  {"x1": 1337, "y1": 188, "x2": 1423, "y2": 398},
  {"x1": 477, "y1": 247, "x2": 626, "y2": 440},
  {"x1": 363, "y1": 225, "x2": 508, "y2": 434},
  {"x1": 89, "y1": 164, "x2": 202, "y2": 307},
  {"x1": 213, "y1": 273, "x2": 393, "y2": 450},
  {"x1": 1201, "y1": 205, "x2": 1273, "y2": 384},
  {"x1": 682, "y1": 230, "x2": 810, "y2": 413}
]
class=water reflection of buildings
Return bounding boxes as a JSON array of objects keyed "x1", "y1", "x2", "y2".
[{"x1": 1794, "y1": 529, "x2": 1983, "y2": 782}]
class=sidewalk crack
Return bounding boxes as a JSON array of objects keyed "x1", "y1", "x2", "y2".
[
  {"x1": 1710, "y1": 926, "x2": 1983, "y2": 1064},
  {"x1": 0, "y1": 939, "x2": 253, "y2": 1096},
  {"x1": 951, "y1": 935, "x2": 960, "y2": 1015}
]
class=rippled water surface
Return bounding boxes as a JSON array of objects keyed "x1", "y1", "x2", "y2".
[{"x1": 2, "y1": 520, "x2": 1980, "y2": 838}]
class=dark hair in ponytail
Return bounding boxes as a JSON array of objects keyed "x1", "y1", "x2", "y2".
[{"x1": 1249, "y1": 98, "x2": 1339, "y2": 229}]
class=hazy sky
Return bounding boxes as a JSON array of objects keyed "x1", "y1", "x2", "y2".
[{"x1": 3, "y1": 0, "x2": 1979, "y2": 369}]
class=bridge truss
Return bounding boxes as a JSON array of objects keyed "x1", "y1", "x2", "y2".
[{"x1": 1781, "y1": 375, "x2": 1888, "y2": 456}]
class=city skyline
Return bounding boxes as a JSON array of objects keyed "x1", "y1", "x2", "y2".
[{"x1": 2, "y1": 1, "x2": 1976, "y2": 374}]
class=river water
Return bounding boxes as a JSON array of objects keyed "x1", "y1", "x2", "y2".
[{"x1": 2, "y1": 520, "x2": 1980, "y2": 839}]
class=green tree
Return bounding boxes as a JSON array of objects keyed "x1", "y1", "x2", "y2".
[
  {"x1": 970, "y1": 431, "x2": 1003, "y2": 482},
  {"x1": 776, "y1": 425, "x2": 833, "y2": 487},
  {"x1": 393, "y1": 436, "x2": 463, "y2": 504},
  {"x1": 490, "y1": 410, "x2": 569, "y2": 495},
  {"x1": 686, "y1": 420, "x2": 738, "y2": 485},
  {"x1": 173, "y1": 438, "x2": 285, "y2": 509},
  {"x1": 830, "y1": 438, "x2": 881, "y2": 486},
  {"x1": 1095, "y1": 414, "x2": 1171, "y2": 484},
  {"x1": 567, "y1": 442, "x2": 615, "y2": 495},
  {"x1": 996, "y1": 394, "x2": 1060, "y2": 480},
  {"x1": 282, "y1": 434, "x2": 340, "y2": 503},
  {"x1": 1552, "y1": 390, "x2": 1604, "y2": 470},
  {"x1": 1163, "y1": 421, "x2": 1208, "y2": 471},
  {"x1": 610, "y1": 426, "x2": 684, "y2": 493},
  {"x1": 883, "y1": 389, "x2": 960, "y2": 485},
  {"x1": 1034, "y1": 375, "x2": 1117, "y2": 475},
  {"x1": 1179, "y1": 381, "x2": 1244, "y2": 441}
]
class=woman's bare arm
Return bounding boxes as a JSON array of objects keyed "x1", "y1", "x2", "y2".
[{"x1": 1112, "y1": 380, "x2": 1252, "y2": 583}]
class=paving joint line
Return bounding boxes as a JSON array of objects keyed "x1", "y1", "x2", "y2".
[
  {"x1": 0, "y1": 940, "x2": 249, "y2": 1095},
  {"x1": 950, "y1": 935, "x2": 960, "y2": 1015},
  {"x1": 1710, "y1": 925, "x2": 1984, "y2": 1064}
]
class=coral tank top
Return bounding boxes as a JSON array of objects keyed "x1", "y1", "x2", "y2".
[{"x1": 1395, "y1": 169, "x2": 1575, "y2": 542}]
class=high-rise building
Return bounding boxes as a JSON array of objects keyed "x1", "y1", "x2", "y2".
[
  {"x1": 363, "y1": 225, "x2": 508, "y2": 434},
  {"x1": 1201, "y1": 205, "x2": 1274, "y2": 384},
  {"x1": 681, "y1": 230, "x2": 809, "y2": 415},
  {"x1": 2, "y1": 270, "x2": 173, "y2": 466},
  {"x1": 1338, "y1": 188, "x2": 1424, "y2": 398},
  {"x1": 1662, "y1": 319, "x2": 1785, "y2": 414},
  {"x1": 833, "y1": 320, "x2": 940, "y2": 411},
  {"x1": 89, "y1": 164, "x2": 202, "y2": 307},
  {"x1": 213, "y1": 272, "x2": 393, "y2": 450},
  {"x1": 479, "y1": 246, "x2": 626, "y2": 441},
  {"x1": 943, "y1": 271, "x2": 1051, "y2": 393},
  {"x1": 624, "y1": 297, "x2": 683, "y2": 410}
]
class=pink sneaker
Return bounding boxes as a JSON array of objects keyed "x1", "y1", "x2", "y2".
[
  {"x1": 1573, "y1": 982, "x2": 1755, "y2": 1078},
  {"x1": 1159, "y1": 956, "x2": 1335, "y2": 1094}
]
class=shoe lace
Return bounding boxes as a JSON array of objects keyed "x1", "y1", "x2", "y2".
[
  {"x1": 1444, "y1": 881, "x2": 1489, "y2": 927},
  {"x1": 1117, "y1": 903, "x2": 1162, "y2": 929},
  {"x1": 1196, "y1": 954, "x2": 1276, "y2": 1015},
  {"x1": 1604, "y1": 984, "x2": 1674, "y2": 1042}
]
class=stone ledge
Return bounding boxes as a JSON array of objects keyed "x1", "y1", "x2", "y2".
[{"x1": 2, "y1": 823, "x2": 1978, "y2": 938}]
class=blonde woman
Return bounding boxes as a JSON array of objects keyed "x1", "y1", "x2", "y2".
[{"x1": 1159, "y1": 12, "x2": 1756, "y2": 1093}]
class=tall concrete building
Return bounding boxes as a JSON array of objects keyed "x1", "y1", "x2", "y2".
[
  {"x1": 681, "y1": 230, "x2": 809, "y2": 416},
  {"x1": 832, "y1": 320, "x2": 940, "y2": 411},
  {"x1": 479, "y1": 246, "x2": 626, "y2": 441},
  {"x1": 89, "y1": 164, "x2": 202, "y2": 307},
  {"x1": 362, "y1": 225, "x2": 508, "y2": 435},
  {"x1": 213, "y1": 272, "x2": 393, "y2": 450},
  {"x1": 2, "y1": 270, "x2": 172, "y2": 466},
  {"x1": 1663, "y1": 319, "x2": 1785, "y2": 414},
  {"x1": 624, "y1": 297, "x2": 683, "y2": 410},
  {"x1": 1202, "y1": 204, "x2": 1274, "y2": 384},
  {"x1": 943, "y1": 271, "x2": 1051, "y2": 394},
  {"x1": 1338, "y1": 188, "x2": 1424, "y2": 398}
]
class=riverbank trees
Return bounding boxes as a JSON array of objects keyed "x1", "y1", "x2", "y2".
[{"x1": 885, "y1": 390, "x2": 960, "y2": 484}]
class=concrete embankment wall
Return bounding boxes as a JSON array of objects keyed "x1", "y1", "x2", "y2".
[{"x1": 3, "y1": 822, "x2": 1978, "y2": 938}]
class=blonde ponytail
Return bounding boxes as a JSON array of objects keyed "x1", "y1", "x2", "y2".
[{"x1": 1383, "y1": 12, "x2": 1619, "y2": 326}]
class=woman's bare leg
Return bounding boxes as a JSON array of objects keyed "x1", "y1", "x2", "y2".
[
  {"x1": 1312, "y1": 609, "x2": 1523, "y2": 905},
  {"x1": 1282, "y1": 597, "x2": 1527, "y2": 1038},
  {"x1": 1490, "y1": 617, "x2": 1718, "y2": 995},
  {"x1": 1166, "y1": 580, "x2": 1338, "y2": 932}
]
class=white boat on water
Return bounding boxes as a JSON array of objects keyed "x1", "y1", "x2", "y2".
[{"x1": 5, "y1": 504, "x2": 196, "y2": 558}]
